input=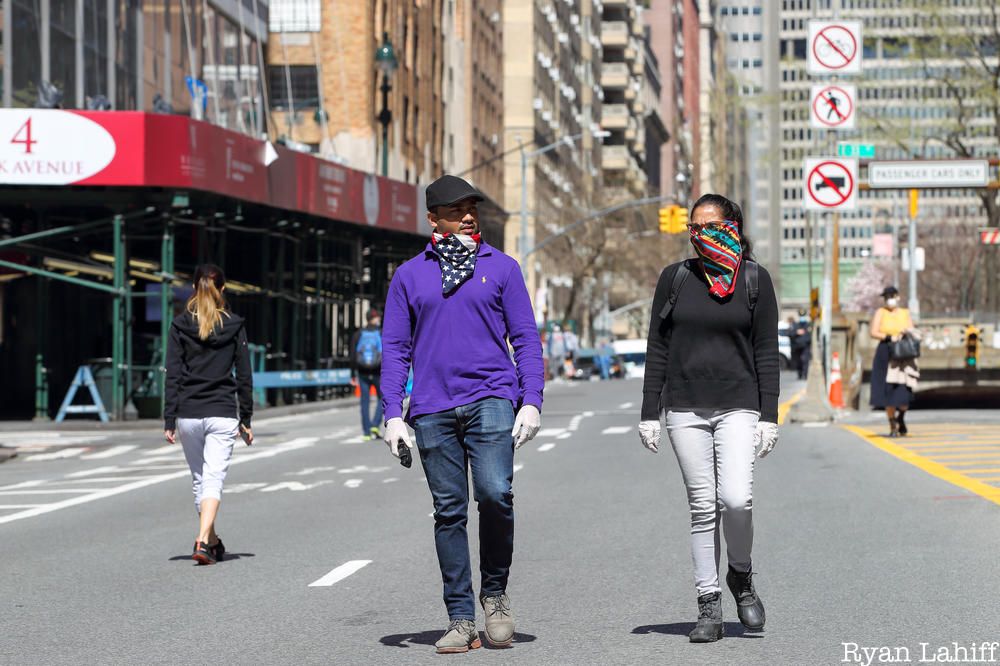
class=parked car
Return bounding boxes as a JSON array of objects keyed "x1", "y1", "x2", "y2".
[
  {"x1": 612, "y1": 339, "x2": 647, "y2": 379},
  {"x1": 568, "y1": 348, "x2": 624, "y2": 380},
  {"x1": 778, "y1": 320, "x2": 792, "y2": 370}
]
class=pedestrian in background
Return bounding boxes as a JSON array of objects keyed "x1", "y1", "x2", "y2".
[
  {"x1": 638, "y1": 194, "x2": 779, "y2": 643},
  {"x1": 381, "y1": 175, "x2": 544, "y2": 654},
  {"x1": 350, "y1": 309, "x2": 383, "y2": 440},
  {"x1": 793, "y1": 312, "x2": 811, "y2": 380},
  {"x1": 547, "y1": 324, "x2": 566, "y2": 378},
  {"x1": 164, "y1": 264, "x2": 253, "y2": 565},
  {"x1": 869, "y1": 286, "x2": 919, "y2": 437}
]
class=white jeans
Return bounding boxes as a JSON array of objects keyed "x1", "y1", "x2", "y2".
[
  {"x1": 665, "y1": 408, "x2": 759, "y2": 596},
  {"x1": 177, "y1": 417, "x2": 238, "y2": 512}
]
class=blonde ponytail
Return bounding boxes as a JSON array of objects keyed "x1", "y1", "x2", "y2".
[{"x1": 186, "y1": 264, "x2": 228, "y2": 340}]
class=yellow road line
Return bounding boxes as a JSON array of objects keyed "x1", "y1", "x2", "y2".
[
  {"x1": 927, "y1": 452, "x2": 1000, "y2": 460},
  {"x1": 964, "y1": 469, "x2": 1000, "y2": 475},
  {"x1": 914, "y1": 447, "x2": 1000, "y2": 454},
  {"x1": 841, "y1": 425, "x2": 1000, "y2": 507},
  {"x1": 777, "y1": 389, "x2": 805, "y2": 426}
]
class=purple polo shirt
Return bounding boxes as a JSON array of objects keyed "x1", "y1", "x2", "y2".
[{"x1": 381, "y1": 241, "x2": 544, "y2": 423}]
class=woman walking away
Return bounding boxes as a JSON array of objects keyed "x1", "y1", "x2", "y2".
[
  {"x1": 637, "y1": 194, "x2": 780, "y2": 643},
  {"x1": 869, "y1": 286, "x2": 919, "y2": 437},
  {"x1": 164, "y1": 264, "x2": 254, "y2": 565}
]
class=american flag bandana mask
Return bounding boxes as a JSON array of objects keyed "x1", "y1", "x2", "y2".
[
  {"x1": 432, "y1": 233, "x2": 481, "y2": 294},
  {"x1": 689, "y1": 220, "x2": 743, "y2": 299}
]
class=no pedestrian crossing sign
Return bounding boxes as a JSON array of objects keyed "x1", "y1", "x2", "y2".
[
  {"x1": 811, "y1": 84, "x2": 856, "y2": 129},
  {"x1": 804, "y1": 157, "x2": 858, "y2": 211},
  {"x1": 808, "y1": 20, "x2": 863, "y2": 75}
]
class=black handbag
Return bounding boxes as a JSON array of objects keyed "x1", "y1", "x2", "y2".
[{"x1": 889, "y1": 333, "x2": 920, "y2": 361}]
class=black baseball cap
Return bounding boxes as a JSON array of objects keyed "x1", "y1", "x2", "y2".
[{"x1": 425, "y1": 175, "x2": 483, "y2": 211}]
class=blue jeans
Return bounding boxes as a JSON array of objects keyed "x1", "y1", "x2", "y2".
[
  {"x1": 412, "y1": 397, "x2": 516, "y2": 620},
  {"x1": 358, "y1": 374, "x2": 383, "y2": 434}
]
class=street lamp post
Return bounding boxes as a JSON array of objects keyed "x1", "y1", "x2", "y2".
[{"x1": 375, "y1": 32, "x2": 398, "y2": 177}]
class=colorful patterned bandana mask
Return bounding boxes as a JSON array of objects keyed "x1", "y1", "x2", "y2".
[
  {"x1": 431, "y1": 233, "x2": 481, "y2": 294},
  {"x1": 689, "y1": 220, "x2": 743, "y2": 299}
]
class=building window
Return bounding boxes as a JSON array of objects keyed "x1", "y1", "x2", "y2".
[
  {"x1": 268, "y1": 65, "x2": 320, "y2": 108},
  {"x1": 270, "y1": 0, "x2": 321, "y2": 33}
]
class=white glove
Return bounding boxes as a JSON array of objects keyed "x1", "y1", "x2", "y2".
[
  {"x1": 512, "y1": 405, "x2": 541, "y2": 449},
  {"x1": 638, "y1": 420, "x2": 661, "y2": 453},
  {"x1": 384, "y1": 417, "x2": 413, "y2": 458},
  {"x1": 755, "y1": 421, "x2": 779, "y2": 458}
]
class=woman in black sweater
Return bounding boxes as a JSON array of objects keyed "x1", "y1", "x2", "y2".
[
  {"x1": 638, "y1": 194, "x2": 780, "y2": 642},
  {"x1": 164, "y1": 264, "x2": 254, "y2": 565}
]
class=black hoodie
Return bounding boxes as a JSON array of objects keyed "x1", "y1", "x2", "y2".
[{"x1": 164, "y1": 310, "x2": 253, "y2": 431}]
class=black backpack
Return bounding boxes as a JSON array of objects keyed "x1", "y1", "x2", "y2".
[{"x1": 658, "y1": 259, "x2": 759, "y2": 322}]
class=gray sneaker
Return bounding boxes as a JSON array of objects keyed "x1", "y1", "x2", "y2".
[
  {"x1": 435, "y1": 619, "x2": 481, "y2": 654},
  {"x1": 480, "y1": 593, "x2": 515, "y2": 647}
]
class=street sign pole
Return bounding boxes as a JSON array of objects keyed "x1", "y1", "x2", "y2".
[{"x1": 908, "y1": 189, "x2": 919, "y2": 318}]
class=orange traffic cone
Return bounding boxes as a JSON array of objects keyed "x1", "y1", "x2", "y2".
[
  {"x1": 828, "y1": 352, "x2": 844, "y2": 408},
  {"x1": 353, "y1": 381, "x2": 360, "y2": 398},
  {"x1": 370, "y1": 384, "x2": 377, "y2": 397}
]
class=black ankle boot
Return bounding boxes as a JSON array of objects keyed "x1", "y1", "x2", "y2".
[
  {"x1": 688, "y1": 592, "x2": 723, "y2": 643},
  {"x1": 726, "y1": 565, "x2": 766, "y2": 630},
  {"x1": 896, "y1": 411, "x2": 908, "y2": 436}
]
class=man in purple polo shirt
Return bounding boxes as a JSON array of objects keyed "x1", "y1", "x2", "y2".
[{"x1": 381, "y1": 175, "x2": 544, "y2": 654}]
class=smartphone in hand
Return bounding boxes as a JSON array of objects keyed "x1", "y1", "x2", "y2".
[
  {"x1": 239, "y1": 425, "x2": 253, "y2": 446},
  {"x1": 399, "y1": 445, "x2": 412, "y2": 468}
]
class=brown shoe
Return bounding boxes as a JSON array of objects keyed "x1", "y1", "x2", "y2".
[
  {"x1": 434, "y1": 620, "x2": 481, "y2": 654},
  {"x1": 480, "y1": 593, "x2": 514, "y2": 647}
]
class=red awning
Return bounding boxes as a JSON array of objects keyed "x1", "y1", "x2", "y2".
[{"x1": 0, "y1": 109, "x2": 423, "y2": 236}]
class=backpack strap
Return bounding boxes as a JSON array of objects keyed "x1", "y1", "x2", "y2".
[
  {"x1": 745, "y1": 260, "x2": 759, "y2": 315},
  {"x1": 658, "y1": 261, "x2": 691, "y2": 320}
]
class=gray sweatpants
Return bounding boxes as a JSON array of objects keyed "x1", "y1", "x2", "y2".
[
  {"x1": 665, "y1": 408, "x2": 759, "y2": 596},
  {"x1": 177, "y1": 417, "x2": 239, "y2": 513}
]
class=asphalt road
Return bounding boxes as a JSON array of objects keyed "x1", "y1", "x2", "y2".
[{"x1": 2, "y1": 377, "x2": 999, "y2": 665}]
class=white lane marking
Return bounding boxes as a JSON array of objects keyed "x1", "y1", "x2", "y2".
[
  {"x1": 65, "y1": 466, "x2": 120, "y2": 478},
  {"x1": 536, "y1": 428, "x2": 566, "y2": 438},
  {"x1": 338, "y1": 465, "x2": 390, "y2": 474},
  {"x1": 619, "y1": 402, "x2": 634, "y2": 409},
  {"x1": 286, "y1": 466, "x2": 338, "y2": 476},
  {"x1": 80, "y1": 445, "x2": 138, "y2": 460},
  {"x1": 0, "y1": 489, "x2": 115, "y2": 495},
  {"x1": 602, "y1": 426, "x2": 632, "y2": 435},
  {"x1": 61, "y1": 476, "x2": 159, "y2": 484},
  {"x1": 0, "y1": 480, "x2": 46, "y2": 490},
  {"x1": 583, "y1": 411, "x2": 595, "y2": 417},
  {"x1": 260, "y1": 480, "x2": 333, "y2": 493},
  {"x1": 130, "y1": 456, "x2": 184, "y2": 465},
  {"x1": 513, "y1": 463, "x2": 524, "y2": 474},
  {"x1": 803, "y1": 422, "x2": 830, "y2": 428},
  {"x1": 343, "y1": 479, "x2": 363, "y2": 489},
  {"x1": 0, "y1": 437, "x2": 318, "y2": 525},
  {"x1": 557, "y1": 433, "x2": 572, "y2": 440},
  {"x1": 340, "y1": 436, "x2": 368, "y2": 445},
  {"x1": 308, "y1": 560, "x2": 372, "y2": 587},
  {"x1": 224, "y1": 483, "x2": 269, "y2": 495},
  {"x1": 537, "y1": 443, "x2": 556, "y2": 452},
  {"x1": 142, "y1": 444, "x2": 180, "y2": 455},
  {"x1": 23, "y1": 448, "x2": 88, "y2": 462},
  {"x1": 382, "y1": 478, "x2": 399, "y2": 484},
  {"x1": 0, "y1": 504, "x2": 44, "y2": 509},
  {"x1": 124, "y1": 464, "x2": 188, "y2": 471}
]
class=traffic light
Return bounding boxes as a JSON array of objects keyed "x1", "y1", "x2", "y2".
[
  {"x1": 964, "y1": 324, "x2": 981, "y2": 369},
  {"x1": 658, "y1": 206, "x2": 673, "y2": 234},
  {"x1": 809, "y1": 287, "x2": 821, "y2": 321},
  {"x1": 672, "y1": 206, "x2": 689, "y2": 233}
]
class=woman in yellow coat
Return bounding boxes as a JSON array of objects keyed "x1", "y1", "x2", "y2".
[{"x1": 869, "y1": 286, "x2": 918, "y2": 436}]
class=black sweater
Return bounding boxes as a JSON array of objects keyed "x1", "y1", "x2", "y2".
[
  {"x1": 164, "y1": 311, "x2": 253, "y2": 430},
  {"x1": 641, "y1": 259, "x2": 781, "y2": 423}
]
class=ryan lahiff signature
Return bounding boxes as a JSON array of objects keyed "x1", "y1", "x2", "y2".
[{"x1": 843, "y1": 642, "x2": 1000, "y2": 665}]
